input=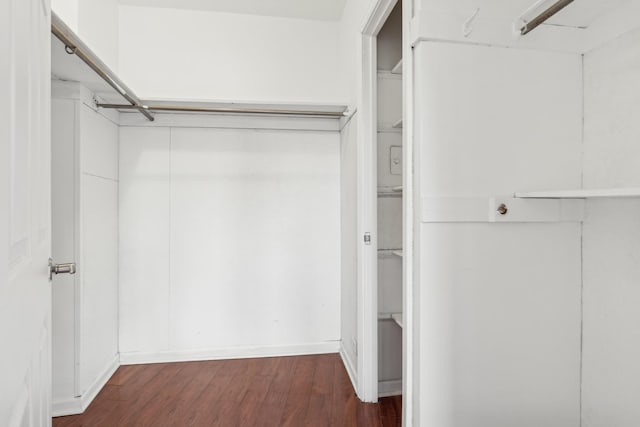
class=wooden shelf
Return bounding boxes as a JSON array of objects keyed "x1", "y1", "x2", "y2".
[
  {"x1": 515, "y1": 187, "x2": 640, "y2": 199},
  {"x1": 392, "y1": 118, "x2": 403, "y2": 129},
  {"x1": 391, "y1": 59, "x2": 403, "y2": 75}
]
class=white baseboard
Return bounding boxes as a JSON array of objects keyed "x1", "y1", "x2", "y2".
[
  {"x1": 53, "y1": 354, "x2": 120, "y2": 417},
  {"x1": 339, "y1": 342, "x2": 358, "y2": 393},
  {"x1": 378, "y1": 379, "x2": 403, "y2": 398},
  {"x1": 51, "y1": 398, "x2": 83, "y2": 418},
  {"x1": 119, "y1": 341, "x2": 340, "y2": 365}
]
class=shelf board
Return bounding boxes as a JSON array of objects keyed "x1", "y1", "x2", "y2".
[
  {"x1": 391, "y1": 313, "x2": 403, "y2": 328},
  {"x1": 391, "y1": 59, "x2": 403, "y2": 75},
  {"x1": 392, "y1": 118, "x2": 403, "y2": 129},
  {"x1": 515, "y1": 187, "x2": 640, "y2": 199},
  {"x1": 392, "y1": 250, "x2": 403, "y2": 258}
]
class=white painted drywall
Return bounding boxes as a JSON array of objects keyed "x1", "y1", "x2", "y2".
[
  {"x1": 118, "y1": 5, "x2": 345, "y2": 104},
  {"x1": 51, "y1": 85, "x2": 119, "y2": 414},
  {"x1": 52, "y1": 0, "x2": 79, "y2": 31},
  {"x1": 338, "y1": 0, "x2": 379, "y2": 106},
  {"x1": 119, "y1": 0, "x2": 348, "y2": 21},
  {"x1": 582, "y1": 27, "x2": 640, "y2": 427},
  {"x1": 413, "y1": 41, "x2": 583, "y2": 426},
  {"x1": 52, "y1": 0, "x2": 119, "y2": 72},
  {"x1": 119, "y1": 119, "x2": 341, "y2": 359},
  {"x1": 340, "y1": 115, "x2": 359, "y2": 381},
  {"x1": 78, "y1": 0, "x2": 119, "y2": 72}
]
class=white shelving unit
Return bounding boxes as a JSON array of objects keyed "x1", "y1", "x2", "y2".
[{"x1": 515, "y1": 187, "x2": 640, "y2": 199}]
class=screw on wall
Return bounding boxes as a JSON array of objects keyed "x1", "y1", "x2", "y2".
[{"x1": 497, "y1": 203, "x2": 509, "y2": 215}]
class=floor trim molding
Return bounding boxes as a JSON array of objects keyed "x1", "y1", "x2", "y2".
[
  {"x1": 119, "y1": 341, "x2": 341, "y2": 365},
  {"x1": 339, "y1": 342, "x2": 358, "y2": 394},
  {"x1": 53, "y1": 354, "x2": 120, "y2": 417},
  {"x1": 378, "y1": 379, "x2": 403, "y2": 398}
]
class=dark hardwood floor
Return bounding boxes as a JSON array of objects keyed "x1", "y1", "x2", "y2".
[{"x1": 53, "y1": 354, "x2": 402, "y2": 426}]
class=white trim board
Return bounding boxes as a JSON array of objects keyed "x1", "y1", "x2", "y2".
[
  {"x1": 378, "y1": 379, "x2": 402, "y2": 398},
  {"x1": 340, "y1": 342, "x2": 358, "y2": 394},
  {"x1": 52, "y1": 354, "x2": 120, "y2": 417},
  {"x1": 119, "y1": 342, "x2": 341, "y2": 365},
  {"x1": 118, "y1": 111, "x2": 341, "y2": 132}
]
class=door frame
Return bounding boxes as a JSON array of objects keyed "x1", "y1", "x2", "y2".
[{"x1": 357, "y1": 0, "x2": 399, "y2": 404}]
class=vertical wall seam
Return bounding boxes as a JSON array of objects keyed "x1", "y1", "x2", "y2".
[
  {"x1": 168, "y1": 127, "x2": 172, "y2": 353},
  {"x1": 579, "y1": 52, "x2": 585, "y2": 427}
]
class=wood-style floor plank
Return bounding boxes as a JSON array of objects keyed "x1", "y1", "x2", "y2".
[{"x1": 53, "y1": 354, "x2": 402, "y2": 427}]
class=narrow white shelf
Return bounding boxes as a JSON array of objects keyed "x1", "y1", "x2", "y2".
[
  {"x1": 392, "y1": 250, "x2": 403, "y2": 258},
  {"x1": 378, "y1": 312, "x2": 403, "y2": 328},
  {"x1": 392, "y1": 118, "x2": 403, "y2": 129},
  {"x1": 391, "y1": 313, "x2": 403, "y2": 328},
  {"x1": 391, "y1": 59, "x2": 403, "y2": 75},
  {"x1": 392, "y1": 186, "x2": 403, "y2": 193},
  {"x1": 515, "y1": 187, "x2": 640, "y2": 199}
]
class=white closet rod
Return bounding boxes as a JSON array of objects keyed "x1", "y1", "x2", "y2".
[
  {"x1": 520, "y1": 0, "x2": 575, "y2": 35},
  {"x1": 97, "y1": 103, "x2": 348, "y2": 118},
  {"x1": 51, "y1": 12, "x2": 155, "y2": 122}
]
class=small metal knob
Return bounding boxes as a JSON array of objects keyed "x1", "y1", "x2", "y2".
[
  {"x1": 497, "y1": 203, "x2": 508, "y2": 215},
  {"x1": 49, "y1": 258, "x2": 77, "y2": 280}
]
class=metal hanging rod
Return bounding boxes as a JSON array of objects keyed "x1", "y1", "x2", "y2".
[
  {"x1": 520, "y1": 0, "x2": 575, "y2": 35},
  {"x1": 51, "y1": 12, "x2": 155, "y2": 121},
  {"x1": 96, "y1": 103, "x2": 348, "y2": 118}
]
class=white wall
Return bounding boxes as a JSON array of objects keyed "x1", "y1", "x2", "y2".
[
  {"x1": 52, "y1": 0, "x2": 119, "y2": 72},
  {"x1": 582, "y1": 27, "x2": 640, "y2": 427},
  {"x1": 413, "y1": 42, "x2": 583, "y2": 426},
  {"x1": 119, "y1": 117, "x2": 342, "y2": 362},
  {"x1": 339, "y1": 0, "x2": 379, "y2": 107},
  {"x1": 118, "y1": 5, "x2": 345, "y2": 104},
  {"x1": 52, "y1": 0, "x2": 79, "y2": 32},
  {"x1": 51, "y1": 84, "x2": 119, "y2": 415},
  {"x1": 78, "y1": 0, "x2": 119, "y2": 72}
]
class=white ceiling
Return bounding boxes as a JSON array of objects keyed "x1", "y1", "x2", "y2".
[{"x1": 118, "y1": 0, "x2": 348, "y2": 21}]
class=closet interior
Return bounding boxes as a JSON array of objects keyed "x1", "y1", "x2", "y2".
[
  {"x1": 49, "y1": 11, "x2": 348, "y2": 416},
  {"x1": 376, "y1": 1, "x2": 403, "y2": 399}
]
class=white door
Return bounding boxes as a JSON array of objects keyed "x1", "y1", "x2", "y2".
[{"x1": 0, "y1": 0, "x2": 53, "y2": 425}]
